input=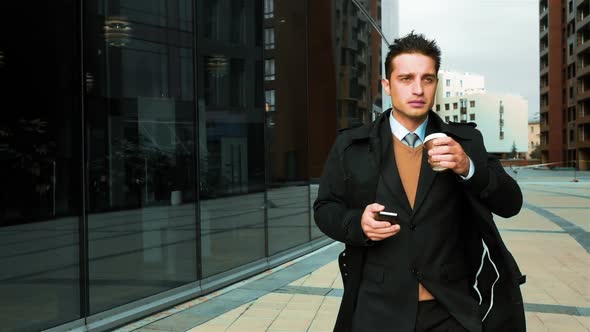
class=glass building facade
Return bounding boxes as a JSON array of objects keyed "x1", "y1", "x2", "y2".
[{"x1": 0, "y1": 0, "x2": 384, "y2": 330}]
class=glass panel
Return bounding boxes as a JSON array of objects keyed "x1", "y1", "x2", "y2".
[
  {"x1": 204, "y1": 0, "x2": 246, "y2": 44},
  {"x1": 198, "y1": 0, "x2": 266, "y2": 277},
  {"x1": 334, "y1": 0, "x2": 380, "y2": 129},
  {"x1": 306, "y1": 1, "x2": 383, "y2": 236},
  {"x1": 0, "y1": 2, "x2": 81, "y2": 331},
  {"x1": 310, "y1": 183, "x2": 323, "y2": 239},
  {"x1": 84, "y1": 0, "x2": 197, "y2": 314},
  {"x1": 265, "y1": 1, "x2": 311, "y2": 255}
]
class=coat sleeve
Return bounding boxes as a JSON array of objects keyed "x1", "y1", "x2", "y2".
[
  {"x1": 313, "y1": 137, "x2": 372, "y2": 247},
  {"x1": 462, "y1": 129, "x2": 523, "y2": 218}
]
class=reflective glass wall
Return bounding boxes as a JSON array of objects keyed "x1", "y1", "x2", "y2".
[
  {"x1": 84, "y1": 0, "x2": 198, "y2": 314},
  {"x1": 0, "y1": 2, "x2": 82, "y2": 331},
  {"x1": 0, "y1": 0, "x2": 384, "y2": 330},
  {"x1": 196, "y1": 0, "x2": 267, "y2": 278}
]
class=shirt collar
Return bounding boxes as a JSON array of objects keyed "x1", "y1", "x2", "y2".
[{"x1": 389, "y1": 111, "x2": 429, "y2": 143}]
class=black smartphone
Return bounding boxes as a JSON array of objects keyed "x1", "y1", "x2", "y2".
[{"x1": 375, "y1": 211, "x2": 398, "y2": 224}]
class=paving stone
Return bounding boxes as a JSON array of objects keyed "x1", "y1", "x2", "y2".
[{"x1": 120, "y1": 174, "x2": 590, "y2": 332}]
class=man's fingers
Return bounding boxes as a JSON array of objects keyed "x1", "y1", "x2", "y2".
[
  {"x1": 366, "y1": 203, "x2": 384, "y2": 212},
  {"x1": 366, "y1": 225, "x2": 401, "y2": 241},
  {"x1": 432, "y1": 137, "x2": 453, "y2": 146},
  {"x1": 367, "y1": 223, "x2": 400, "y2": 233},
  {"x1": 367, "y1": 220, "x2": 394, "y2": 229}
]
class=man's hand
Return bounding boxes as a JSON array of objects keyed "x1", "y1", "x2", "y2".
[
  {"x1": 427, "y1": 136, "x2": 470, "y2": 176},
  {"x1": 361, "y1": 203, "x2": 401, "y2": 241}
]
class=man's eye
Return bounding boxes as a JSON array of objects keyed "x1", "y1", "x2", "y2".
[{"x1": 400, "y1": 77, "x2": 410, "y2": 82}]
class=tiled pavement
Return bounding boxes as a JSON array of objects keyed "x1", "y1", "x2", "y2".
[{"x1": 117, "y1": 169, "x2": 590, "y2": 332}]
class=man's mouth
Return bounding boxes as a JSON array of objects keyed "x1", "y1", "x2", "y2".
[{"x1": 408, "y1": 100, "x2": 425, "y2": 107}]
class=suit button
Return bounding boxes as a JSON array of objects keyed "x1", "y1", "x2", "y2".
[
  {"x1": 410, "y1": 224, "x2": 416, "y2": 231},
  {"x1": 410, "y1": 268, "x2": 416, "y2": 274},
  {"x1": 343, "y1": 263, "x2": 347, "y2": 267},
  {"x1": 342, "y1": 252, "x2": 346, "y2": 257}
]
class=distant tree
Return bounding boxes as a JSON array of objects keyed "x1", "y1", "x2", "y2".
[
  {"x1": 509, "y1": 141, "x2": 518, "y2": 159},
  {"x1": 530, "y1": 145, "x2": 541, "y2": 159}
]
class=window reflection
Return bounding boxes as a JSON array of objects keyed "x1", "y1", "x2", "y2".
[
  {"x1": 0, "y1": 0, "x2": 386, "y2": 328},
  {"x1": 0, "y1": 2, "x2": 81, "y2": 330},
  {"x1": 198, "y1": 0, "x2": 266, "y2": 277},
  {"x1": 265, "y1": 1, "x2": 311, "y2": 254},
  {"x1": 334, "y1": 0, "x2": 382, "y2": 128},
  {"x1": 85, "y1": 0, "x2": 197, "y2": 314},
  {"x1": 205, "y1": 0, "x2": 246, "y2": 44}
]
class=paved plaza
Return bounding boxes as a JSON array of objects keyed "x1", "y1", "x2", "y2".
[{"x1": 116, "y1": 168, "x2": 590, "y2": 332}]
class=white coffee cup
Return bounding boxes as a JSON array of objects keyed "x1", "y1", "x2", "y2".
[{"x1": 423, "y1": 133, "x2": 448, "y2": 172}]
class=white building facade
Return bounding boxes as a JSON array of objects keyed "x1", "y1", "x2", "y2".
[
  {"x1": 435, "y1": 71, "x2": 485, "y2": 101},
  {"x1": 433, "y1": 93, "x2": 528, "y2": 156}
]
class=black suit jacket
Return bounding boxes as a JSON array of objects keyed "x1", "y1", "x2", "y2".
[{"x1": 314, "y1": 109, "x2": 526, "y2": 332}]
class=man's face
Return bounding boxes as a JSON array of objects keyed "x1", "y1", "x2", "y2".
[{"x1": 382, "y1": 53, "x2": 437, "y2": 130}]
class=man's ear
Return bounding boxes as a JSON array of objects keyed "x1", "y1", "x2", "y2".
[{"x1": 381, "y1": 79, "x2": 391, "y2": 96}]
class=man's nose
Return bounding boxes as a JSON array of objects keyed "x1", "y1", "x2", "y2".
[{"x1": 411, "y1": 80, "x2": 424, "y2": 95}]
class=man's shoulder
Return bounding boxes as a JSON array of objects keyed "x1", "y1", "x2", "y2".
[
  {"x1": 332, "y1": 122, "x2": 373, "y2": 151},
  {"x1": 447, "y1": 121, "x2": 477, "y2": 128},
  {"x1": 337, "y1": 122, "x2": 365, "y2": 134},
  {"x1": 336, "y1": 122, "x2": 372, "y2": 139},
  {"x1": 446, "y1": 121, "x2": 480, "y2": 138}
]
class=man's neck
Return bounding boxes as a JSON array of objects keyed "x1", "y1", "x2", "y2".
[{"x1": 391, "y1": 110, "x2": 427, "y2": 132}]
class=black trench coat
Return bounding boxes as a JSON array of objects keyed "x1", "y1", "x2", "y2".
[{"x1": 314, "y1": 109, "x2": 526, "y2": 332}]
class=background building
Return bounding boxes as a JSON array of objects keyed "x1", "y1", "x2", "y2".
[
  {"x1": 0, "y1": 1, "x2": 385, "y2": 331},
  {"x1": 381, "y1": 0, "x2": 399, "y2": 112},
  {"x1": 433, "y1": 71, "x2": 528, "y2": 158},
  {"x1": 435, "y1": 70, "x2": 486, "y2": 101},
  {"x1": 434, "y1": 93, "x2": 529, "y2": 157},
  {"x1": 539, "y1": 0, "x2": 590, "y2": 170},
  {"x1": 529, "y1": 121, "x2": 541, "y2": 159}
]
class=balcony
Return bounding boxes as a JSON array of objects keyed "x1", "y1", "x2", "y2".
[
  {"x1": 577, "y1": 113, "x2": 590, "y2": 123},
  {"x1": 577, "y1": 138, "x2": 590, "y2": 148},
  {"x1": 540, "y1": 25, "x2": 548, "y2": 38},
  {"x1": 541, "y1": 122, "x2": 550, "y2": 132},
  {"x1": 540, "y1": 6, "x2": 548, "y2": 18},
  {"x1": 578, "y1": 88, "x2": 590, "y2": 101},
  {"x1": 540, "y1": 85, "x2": 550, "y2": 95},
  {"x1": 578, "y1": 62, "x2": 590, "y2": 77},
  {"x1": 540, "y1": 45, "x2": 549, "y2": 57},
  {"x1": 578, "y1": 37, "x2": 590, "y2": 55},
  {"x1": 578, "y1": 11, "x2": 590, "y2": 30}
]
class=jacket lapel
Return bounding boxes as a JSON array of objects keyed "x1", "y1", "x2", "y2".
[
  {"x1": 411, "y1": 120, "x2": 438, "y2": 215},
  {"x1": 412, "y1": 112, "x2": 474, "y2": 215},
  {"x1": 378, "y1": 115, "x2": 413, "y2": 214}
]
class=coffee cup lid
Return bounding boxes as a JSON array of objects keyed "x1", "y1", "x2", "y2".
[{"x1": 424, "y1": 132, "x2": 448, "y2": 143}]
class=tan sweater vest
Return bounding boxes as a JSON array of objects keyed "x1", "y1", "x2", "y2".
[
  {"x1": 393, "y1": 136, "x2": 423, "y2": 209},
  {"x1": 394, "y1": 136, "x2": 436, "y2": 300}
]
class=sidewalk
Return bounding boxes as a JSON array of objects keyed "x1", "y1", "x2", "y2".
[{"x1": 117, "y1": 169, "x2": 590, "y2": 332}]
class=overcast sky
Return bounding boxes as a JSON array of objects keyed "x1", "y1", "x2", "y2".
[{"x1": 394, "y1": 0, "x2": 539, "y2": 120}]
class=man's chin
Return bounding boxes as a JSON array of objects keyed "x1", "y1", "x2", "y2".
[{"x1": 407, "y1": 110, "x2": 429, "y2": 120}]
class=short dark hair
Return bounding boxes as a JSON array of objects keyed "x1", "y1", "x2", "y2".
[{"x1": 384, "y1": 31, "x2": 441, "y2": 80}]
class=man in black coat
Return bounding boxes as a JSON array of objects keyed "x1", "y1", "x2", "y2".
[{"x1": 313, "y1": 32, "x2": 526, "y2": 332}]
